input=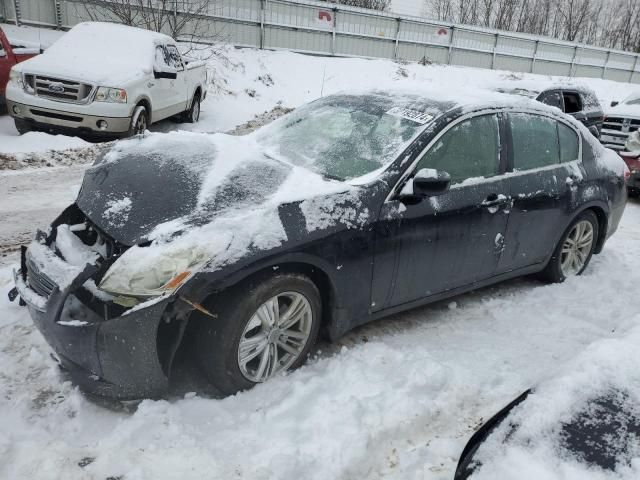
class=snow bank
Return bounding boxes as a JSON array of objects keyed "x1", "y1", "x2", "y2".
[{"x1": 471, "y1": 323, "x2": 640, "y2": 480}]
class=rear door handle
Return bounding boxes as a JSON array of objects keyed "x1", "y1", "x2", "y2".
[{"x1": 481, "y1": 193, "x2": 510, "y2": 208}]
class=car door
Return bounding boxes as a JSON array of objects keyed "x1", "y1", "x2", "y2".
[
  {"x1": 497, "y1": 112, "x2": 585, "y2": 273},
  {"x1": 0, "y1": 34, "x2": 12, "y2": 96},
  {"x1": 371, "y1": 113, "x2": 511, "y2": 311}
]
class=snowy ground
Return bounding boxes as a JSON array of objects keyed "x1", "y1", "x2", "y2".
[{"x1": 2, "y1": 25, "x2": 640, "y2": 479}]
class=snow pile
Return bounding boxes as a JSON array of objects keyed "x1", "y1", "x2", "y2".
[
  {"x1": 471, "y1": 322, "x2": 640, "y2": 479},
  {"x1": 102, "y1": 197, "x2": 132, "y2": 228}
]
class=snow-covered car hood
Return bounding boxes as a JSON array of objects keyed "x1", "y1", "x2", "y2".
[
  {"x1": 605, "y1": 103, "x2": 640, "y2": 119},
  {"x1": 76, "y1": 132, "x2": 351, "y2": 247}
]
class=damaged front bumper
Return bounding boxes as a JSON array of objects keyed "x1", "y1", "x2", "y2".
[{"x1": 11, "y1": 233, "x2": 188, "y2": 400}]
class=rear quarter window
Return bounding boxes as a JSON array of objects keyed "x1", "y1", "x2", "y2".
[
  {"x1": 510, "y1": 113, "x2": 560, "y2": 170},
  {"x1": 558, "y1": 123, "x2": 580, "y2": 162}
]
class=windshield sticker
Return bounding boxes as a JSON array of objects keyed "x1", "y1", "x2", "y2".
[{"x1": 385, "y1": 107, "x2": 434, "y2": 125}]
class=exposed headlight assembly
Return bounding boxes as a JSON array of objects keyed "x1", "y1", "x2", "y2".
[
  {"x1": 95, "y1": 87, "x2": 127, "y2": 103},
  {"x1": 98, "y1": 246, "x2": 207, "y2": 298}
]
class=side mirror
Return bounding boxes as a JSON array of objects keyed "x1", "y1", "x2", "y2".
[
  {"x1": 588, "y1": 125, "x2": 600, "y2": 139},
  {"x1": 610, "y1": 101, "x2": 619, "y2": 107},
  {"x1": 406, "y1": 168, "x2": 451, "y2": 198},
  {"x1": 154, "y1": 65, "x2": 177, "y2": 79}
]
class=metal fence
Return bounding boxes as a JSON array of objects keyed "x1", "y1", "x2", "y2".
[{"x1": 2, "y1": 0, "x2": 640, "y2": 84}]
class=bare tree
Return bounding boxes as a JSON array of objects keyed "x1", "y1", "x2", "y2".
[
  {"x1": 75, "y1": 0, "x2": 224, "y2": 51},
  {"x1": 423, "y1": 0, "x2": 640, "y2": 52}
]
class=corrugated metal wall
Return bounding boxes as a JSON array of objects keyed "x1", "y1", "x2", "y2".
[{"x1": 3, "y1": 0, "x2": 640, "y2": 84}]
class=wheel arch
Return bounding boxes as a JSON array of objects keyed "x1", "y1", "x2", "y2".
[
  {"x1": 198, "y1": 254, "x2": 342, "y2": 340},
  {"x1": 131, "y1": 96, "x2": 152, "y2": 123}
]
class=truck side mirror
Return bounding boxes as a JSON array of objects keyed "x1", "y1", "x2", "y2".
[
  {"x1": 154, "y1": 66, "x2": 177, "y2": 80},
  {"x1": 610, "y1": 101, "x2": 619, "y2": 107}
]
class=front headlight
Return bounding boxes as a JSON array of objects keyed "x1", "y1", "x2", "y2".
[
  {"x1": 98, "y1": 246, "x2": 207, "y2": 297},
  {"x1": 95, "y1": 87, "x2": 127, "y2": 103},
  {"x1": 9, "y1": 69, "x2": 24, "y2": 88}
]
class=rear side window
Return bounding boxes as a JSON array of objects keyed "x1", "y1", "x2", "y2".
[
  {"x1": 563, "y1": 92, "x2": 582, "y2": 114},
  {"x1": 510, "y1": 113, "x2": 560, "y2": 170},
  {"x1": 558, "y1": 123, "x2": 580, "y2": 162},
  {"x1": 415, "y1": 114, "x2": 500, "y2": 184},
  {"x1": 538, "y1": 90, "x2": 563, "y2": 110}
]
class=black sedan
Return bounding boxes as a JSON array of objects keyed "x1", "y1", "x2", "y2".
[{"x1": 10, "y1": 89, "x2": 627, "y2": 399}]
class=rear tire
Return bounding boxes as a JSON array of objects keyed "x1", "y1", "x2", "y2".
[
  {"x1": 14, "y1": 118, "x2": 32, "y2": 135},
  {"x1": 539, "y1": 210, "x2": 599, "y2": 283},
  {"x1": 184, "y1": 93, "x2": 200, "y2": 124},
  {"x1": 128, "y1": 106, "x2": 148, "y2": 137},
  {"x1": 196, "y1": 274, "x2": 322, "y2": 396}
]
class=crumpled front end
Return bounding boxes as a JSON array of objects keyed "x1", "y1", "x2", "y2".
[{"x1": 10, "y1": 205, "x2": 190, "y2": 400}]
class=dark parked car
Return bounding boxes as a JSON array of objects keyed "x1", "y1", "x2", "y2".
[
  {"x1": 10, "y1": 89, "x2": 627, "y2": 399},
  {"x1": 455, "y1": 388, "x2": 640, "y2": 479},
  {"x1": 496, "y1": 85, "x2": 604, "y2": 137}
]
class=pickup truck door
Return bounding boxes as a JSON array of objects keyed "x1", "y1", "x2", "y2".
[
  {"x1": 165, "y1": 44, "x2": 189, "y2": 114},
  {"x1": 150, "y1": 45, "x2": 184, "y2": 121}
]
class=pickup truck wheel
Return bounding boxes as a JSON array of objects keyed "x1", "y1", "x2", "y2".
[
  {"x1": 14, "y1": 118, "x2": 32, "y2": 135},
  {"x1": 185, "y1": 93, "x2": 200, "y2": 123},
  {"x1": 129, "y1": 106, "x2": 148, "y2": 136}
]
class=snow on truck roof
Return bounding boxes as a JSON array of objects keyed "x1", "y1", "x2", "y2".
[{"x1": 14, "y1": 22, "x2": 175, "y2": 85}]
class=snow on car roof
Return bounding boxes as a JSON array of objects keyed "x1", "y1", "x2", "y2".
[{"x1": 14, "y1": 22, "x2": 174, "y2": 84}]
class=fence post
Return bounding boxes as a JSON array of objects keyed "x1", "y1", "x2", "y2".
[
  {"x1": 53, "y1": 0, "x2": 62, "y2": 29},
  {"x1": 11, "y1": 0, "x2": 20, "y2": 26},
  {"x1": 447, "y1": 25, "x2": 455, "y2": 65},
  {"x1": 601, "y1": 51, "x2": 610, "y2": 79},
  {"x1": 260, "y1": 0, "x2": 265, "y2": 50},
  {"x1": 569, "y1": 45, "x2": 579, "y2": 77},
  {"x1": 491, "y1": 33, "x2": 498, "y2": 69},
  {"x1": 393, "y1": 17, "x2": 401, "y2": 60},
  {"x1": 530, "y1": 40, "x2": 539, "y2": 73},
  {"x1": 331, "y1": 7, "x2": 337, "y2": 56},
  {"x1": 630, "y1": 56, "x2": 639, "y2": 83}
]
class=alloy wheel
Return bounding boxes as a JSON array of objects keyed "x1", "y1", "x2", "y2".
[
  {"x1": 560, "y1": 220, "x2": 594, "y2": 277},
  {"x1": 135, "y1": 112, "x2": 147, "y2": 135},
  {"x1": 237, "y1": 291, "x2": 313, "y2": 383}
]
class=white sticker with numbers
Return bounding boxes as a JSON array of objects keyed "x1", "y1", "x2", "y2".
[{"x1": 385, "y1": 107, "x2": 434, "y2": 125}]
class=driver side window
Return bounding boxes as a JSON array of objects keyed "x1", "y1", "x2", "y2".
[{"x1": 414, "y1": 114, "x2": 500, "y2": 184}]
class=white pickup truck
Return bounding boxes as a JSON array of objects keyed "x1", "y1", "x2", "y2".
[{"x1": 6, "y1": 22, "x2": 207, "y2": 138}]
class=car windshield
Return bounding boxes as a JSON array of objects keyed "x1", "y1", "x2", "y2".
[
  {"x1": 254, "y1": 94, "x2": 435, "y2": 181},
  {"x1": 624, "y1": 93, "x2": 640, "y2": 105}
]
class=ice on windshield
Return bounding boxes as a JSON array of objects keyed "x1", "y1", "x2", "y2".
[{"x1": 254, "y1": 94, "x2": 438, "y2": 181}]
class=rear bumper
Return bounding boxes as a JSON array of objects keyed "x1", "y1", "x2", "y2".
[
  {"x1": 7, "y1": 99, "x2": 131, "y2": 136},
  {"x1": 12, "y1": 240, "x2": 177, "y2": 400}
]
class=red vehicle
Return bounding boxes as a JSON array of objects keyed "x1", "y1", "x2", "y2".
[{"x1": 0, "y1": 26, "x2": 39, "y2": 109}]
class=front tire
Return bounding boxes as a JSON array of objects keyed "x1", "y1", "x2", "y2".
[
  {"x1": 128, "y1": 105, "x2": 148, "y2": 137},
  {"x1": 14, "y1": 118, "x2": 32, "y2": 135},
  {"x1": 539, "y1": 210, "x2": 598, "y2": 283},
  {"x1": 196, "y1": 274, "x2": 322, "y2": 395}
]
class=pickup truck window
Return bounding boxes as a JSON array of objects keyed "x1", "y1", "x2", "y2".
[{"x1": 165, "y1": 45, "x2": 184, "y2": 71}]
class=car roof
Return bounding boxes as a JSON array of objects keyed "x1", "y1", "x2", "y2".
[{"x1": 332, "y1": 87, "x2": 558, "y2": 120}]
